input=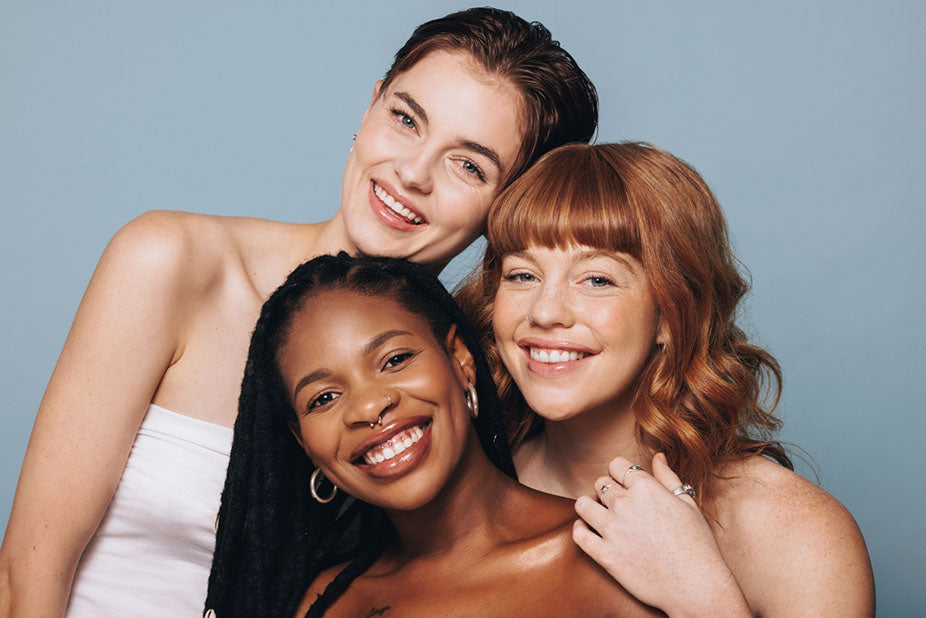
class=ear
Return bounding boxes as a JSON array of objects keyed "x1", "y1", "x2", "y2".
[
  {"x1": 444, "y1": 324, "x2": 476, "y2": 387},
  {"x1": 361, "y1": 80, "x2": 384, "y2": 124}
]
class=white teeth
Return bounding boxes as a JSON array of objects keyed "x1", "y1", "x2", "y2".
[
  {"x1": 529, "y1": 348, "x2": 586, "y2": 364},
  {"x1": 373, "y1": 182, "x2": 424, "y2": 224},
  {"x1": 362, "y1": 424, "x2": 426, "y2": 465}
]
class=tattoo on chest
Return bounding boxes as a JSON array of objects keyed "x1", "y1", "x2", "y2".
[{"x1": 366, "y1": 606, "x2": 390, "y2": 617}]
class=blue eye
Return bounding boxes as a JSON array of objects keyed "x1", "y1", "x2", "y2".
[
  {"x1": 585, "y1": 276, "x2": 614, "y2": 287},
  {"x1": 392, "y1": 108, "x2": 416, "y2": 130},
  {"x1": 503, "y1": 272, "x2": 536, "y2": 283},
  {"x1": 460, "y1": 159, "x2": 485, "y2": 181}
]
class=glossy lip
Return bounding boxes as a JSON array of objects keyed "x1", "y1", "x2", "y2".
[
  {"x1": 349, "y1": 415, "x2": 434, "y2": 481},
  {"x1": 517, "y1": 337, "x2": 598, "y2": 377},
  {"x1": 368, "y1": 179, "x2": 428, "y2": 232}
]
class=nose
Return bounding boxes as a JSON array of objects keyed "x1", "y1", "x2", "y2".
[
  {"x1": 526, "y1": 280, "x2": 575, "y2": 329},
  {"x1": 395, "y1": 143, "x2": 434, "y2": 194},
  {"x1": 344, "y1": 387, "x2": 399, "y2": 428}
]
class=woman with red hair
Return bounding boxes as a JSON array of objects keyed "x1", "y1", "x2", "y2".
[{"x1": 458, "y1": 142, "x2": 874, "y2": 615}]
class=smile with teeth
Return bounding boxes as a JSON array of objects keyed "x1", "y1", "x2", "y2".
[
  {"x1": 362, "y1": 424, "x2": 427, "y2": 465},
  {"x1": 373, "y1": 182, "x2": 424, "y2": 225},
  {"x1": 529, "y1": 348, "x2": 587, "y2": 363}
]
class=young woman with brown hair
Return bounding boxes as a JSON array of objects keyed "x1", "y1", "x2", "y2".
[
  {"x1": 458, "y1": 142, "x2": 875, "y2": 616},
  {"x1": 0, "y1": 8, "x2": 597, "y2": 616}
]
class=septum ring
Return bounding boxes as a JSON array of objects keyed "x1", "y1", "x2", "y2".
[
  {"x1": 672, "y1": 483, "x2": 695, "y2": 498},
  {"x1": 367, "y1": 395, "x2": 392, "y2": 429},
  {"x1": 619, "y1": 464, "x2": 643, "y2": 486}
]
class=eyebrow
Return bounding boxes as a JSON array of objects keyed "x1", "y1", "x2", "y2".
[
  {"x1": 292, "y1": 368, "x2": 332, "y2": 401},
  {"x1": 395, "y1": 92, "x2": 428, "y2": 124},
  {"x1": 291, "y1": 329, "x2": 413, "y2": 401},
  {"x1": 363, "y1": 329, "x2": 413, "y2": 355},
  {"x1": 394, "y1": 91, "x2": 504, "y2": 175}
]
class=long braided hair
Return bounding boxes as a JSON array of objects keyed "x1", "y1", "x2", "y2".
[{"x1": 205, "y1": 253, "x2": 514, "y2": 617}]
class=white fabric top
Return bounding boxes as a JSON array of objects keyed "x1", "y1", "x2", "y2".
[{"x1": 65, "y1": 404, "x2": 233, "y2": 617}]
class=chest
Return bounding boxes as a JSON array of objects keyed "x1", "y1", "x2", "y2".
[{"x1": 321, "y1": 566, "x2": 657, "y2": 618}]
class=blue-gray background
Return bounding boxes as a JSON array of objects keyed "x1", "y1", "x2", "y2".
[{"x1": 1, "y1": 1, "x2": 923, "y2": 614}]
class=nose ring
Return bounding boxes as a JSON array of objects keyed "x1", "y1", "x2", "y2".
[
  {"x1": 526, "y1": 314, "x2": 537, "y2": 326},
  {"x1": 368, "y1": 394, "x2": 393, "y2": 429}
]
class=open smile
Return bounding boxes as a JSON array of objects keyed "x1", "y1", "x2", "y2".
[
  {"x1": 371, "y1": 181, "x2": 426, "y2": 227},
  {"x1": 350, "y1": 417, "x2": 433, "y2": 480},
  {"x1": 518, "y1": 339, "x2": 597, "y2": 375}
]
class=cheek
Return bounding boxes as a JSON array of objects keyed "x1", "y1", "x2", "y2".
[{"x1": 437, "y1": 184, "x2": 492, "y2": 233}]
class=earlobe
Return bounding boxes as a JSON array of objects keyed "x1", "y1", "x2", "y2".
[{"x1": 444, "y1": 325, "x2": 476, "y2": 386}]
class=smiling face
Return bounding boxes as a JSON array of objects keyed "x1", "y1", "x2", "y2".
[
  {"x1": 492, "y1": 244, "x2": 661, "y2": 423},
  {"x1": 277, "y1": 289, "x2": 477, "y2": 511},
  {"x1": 338, "y1": 51, "x2": 525, "y2": 266}
]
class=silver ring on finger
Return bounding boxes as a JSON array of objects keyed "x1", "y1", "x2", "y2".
[
  {"x1": 672, "y1": 483, "x2": 695, "y2": 498},
  {"x1": 619, "y1": 464, "x2": 643, "y2": 486},
  {"x1": 600, "y1": 482, "x2": 617, "y2": 494}
]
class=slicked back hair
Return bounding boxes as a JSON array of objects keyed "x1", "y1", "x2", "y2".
[
  {"x1": 205, "y1": 253, "x2": 514, "y2": 617},
  {"x1": 380, "y1": 7, "x2": 598, "y2": 187}
]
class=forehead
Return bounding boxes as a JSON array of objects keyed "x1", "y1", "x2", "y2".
[
  {"x1": 383, "y1": 51, "x2": 524, "y2": 162},
  {"x1": 279, "y1": 290, "x2": 436, "y2": 369}
]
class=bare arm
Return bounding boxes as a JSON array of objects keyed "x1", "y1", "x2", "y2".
[{"x1": 0, "y1": 212, "x2": 200, "y2": 617}]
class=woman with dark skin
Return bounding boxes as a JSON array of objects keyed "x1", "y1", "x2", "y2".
[
  {"x1": 205, "y1": 254, "x2": 659, "y2": 617},
  {"x1": 458, "y1": 142, "x2": 875, "y2": 616},
  {"x1": 0, "y1": 8, "x2": 597, "y2": 616}
]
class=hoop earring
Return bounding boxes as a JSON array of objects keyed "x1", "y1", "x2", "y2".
[
  {"x1": 465, "y1": 382, "x2": 479, "y2": 420},
  {"x1": 310, "y1": 467, "x2": 337, "y2": 504}
]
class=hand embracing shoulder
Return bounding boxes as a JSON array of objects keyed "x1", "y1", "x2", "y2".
[{"x1": 709, "y1": 456, "x2": 874, "y2": 617}]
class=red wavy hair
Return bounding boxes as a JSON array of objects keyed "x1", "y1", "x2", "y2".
[{"x1": 455, "y1": 142, "x2": 791, "y2": 502}]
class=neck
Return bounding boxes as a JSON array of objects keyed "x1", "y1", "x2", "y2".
[
  {"x1": 520, "y1": 398, "x2": 650, "y2": 499},
  {"x1": 384, "y1": 430, "x2": 521, "y2": 559}
]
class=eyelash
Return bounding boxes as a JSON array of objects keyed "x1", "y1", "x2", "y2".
[
  {"x1": 390, "y1": 107, "x2": 486, "y2": 182},
  {"x1": 584, "y1": 275, "x2": 615, "y2": 287},
  {"x1": 383, "y1": 351, "x2": 413, "y2": 369},
  {"x1": 391, "y1": 107, "x2": 417, "y2": 131},
  {"x1": 307, "y1": 390, "x2": 339, "y2": 412},
  {"x1": 503, "y1": 271, "x2": 536, "y2": 283},
  {"x1": 459, "y1": 159, "x2": 486, "y2": 182}
]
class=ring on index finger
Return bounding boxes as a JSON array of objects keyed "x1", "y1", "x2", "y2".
[
  {"x1": 672, "y1": 483, "x2": 695, "y2": 498},
  {"x1": 600, "y1": 482, "x2": 617, "y2": 494},
  {"x1": 619, "y1": 464, "x2": 643, "y2": 486}
]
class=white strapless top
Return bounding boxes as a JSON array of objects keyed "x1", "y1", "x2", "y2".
[{"x1": 65, "y1": 404, "x2": 233, "y2": 617}]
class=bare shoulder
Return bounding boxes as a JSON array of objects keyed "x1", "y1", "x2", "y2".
[
  {"x1": 709, "y1": 456, "x2": 874, "y2": 616},
  {"x1": 104, "y1": 210, "x2": 303, "y2": 296}
]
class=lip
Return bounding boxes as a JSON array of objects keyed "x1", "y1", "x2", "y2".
[
  {"x1": 368, "y1": 179, "x2": 428, "y2": 232},
  {"x1": 517, "y1": 337, "x2": 597, "y2": 376},
  {"x1": 349, "y1": 415, "x2": 434, "y2": 481}
]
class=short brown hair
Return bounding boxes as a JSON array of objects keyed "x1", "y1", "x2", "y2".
[{"x1": 382, "y1": 7, "x2": 598, "y2": 186}]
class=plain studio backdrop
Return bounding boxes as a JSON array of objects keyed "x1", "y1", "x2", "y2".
[{"x1": 1, "y1": 2, "x2": 923, "y2": 614}]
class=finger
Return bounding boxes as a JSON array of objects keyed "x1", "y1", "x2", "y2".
[
  {"x1": 594, "y1": 475, "x2": 625, "y2": 502},
  {"x1": 652, "y1": 452, "x2": 697, "y2": 506},
  {"x1": 572, "y1": 519, "x2": 609, "y2": 563},
  {"x1": 608, "y1": 456, "x2": 647, "y2": 488},
  {"x1": 575, "y1": 494, "x2": 620, "y2": 536}
]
